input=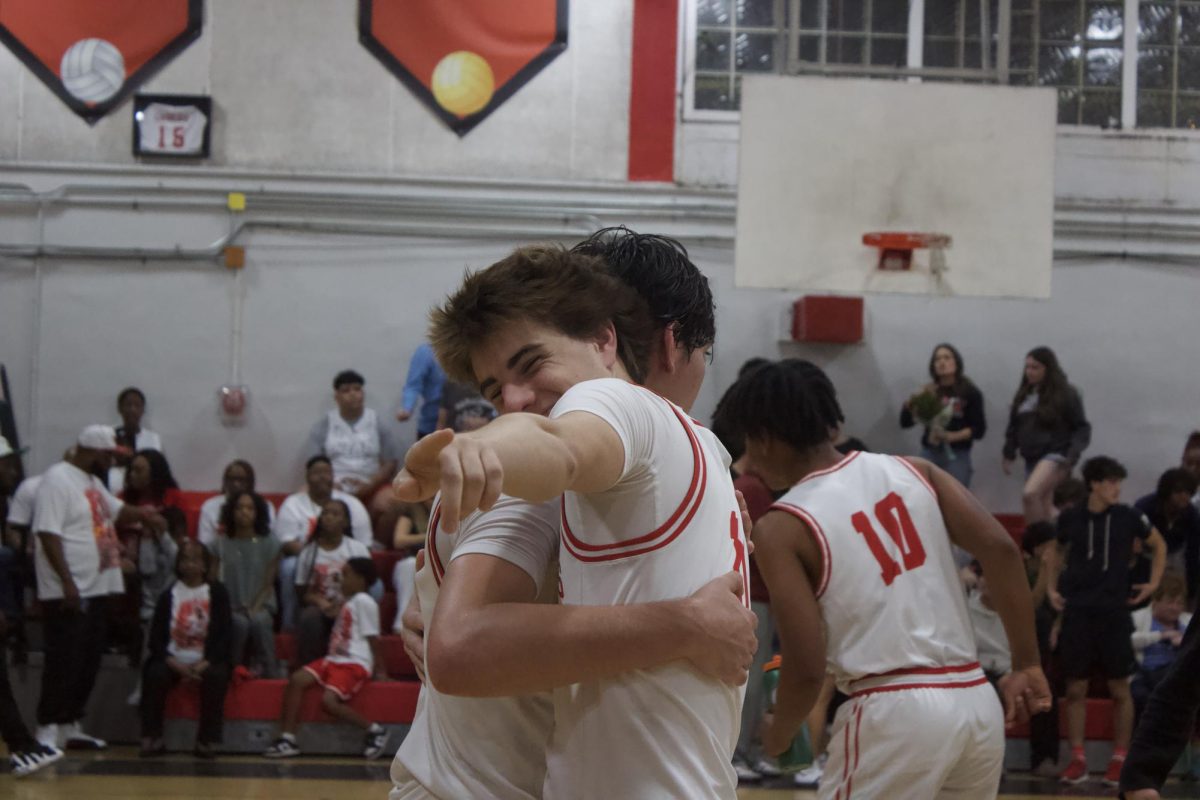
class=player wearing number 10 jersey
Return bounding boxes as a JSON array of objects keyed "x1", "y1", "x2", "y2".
[{"x1": 713, "y1": 359, "x2": 1052, "y2": 800}]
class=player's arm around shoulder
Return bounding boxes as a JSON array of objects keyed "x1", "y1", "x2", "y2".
[
  {"x1": 425, "y1": 551, "x2": 543, "y2": 696},
  {"x1": 753, "y1": 510, "x2": 827, "y2": 756}
]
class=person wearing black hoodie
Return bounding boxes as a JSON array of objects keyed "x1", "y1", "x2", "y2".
[{"x1": 1048, "y1": 456, "x2": 1167, "y2": 787}]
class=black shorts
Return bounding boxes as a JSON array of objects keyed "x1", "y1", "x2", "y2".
[{"x1": 1057, "y1": 606, "x2": 1136, "y2": 680}]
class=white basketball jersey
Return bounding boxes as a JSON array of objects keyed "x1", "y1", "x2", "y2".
[
  {"x1": 392, "y1": 495, "x2": 559, "y2": 800},
  {"x1": 545, "y1": 379, "x2": 747, "y2": 800},
  {"x1": 773, "y1": 452, "x2": 979, "y2": 695}
]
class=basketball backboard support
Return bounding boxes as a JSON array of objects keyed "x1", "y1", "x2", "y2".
[{"x1": 734, "y1": 76, "x2": 1056, "y2": 299}]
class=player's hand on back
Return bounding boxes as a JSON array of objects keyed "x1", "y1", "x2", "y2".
[
  {"x1": 683, "y1": 572, "x2": 757, "y2": 686},
  {"x1": 393, "y1": 429, "x2": 503, "y2": 532},
  {"x1": 998, "y1": 665, "x2": 1053, "y2": 727}
]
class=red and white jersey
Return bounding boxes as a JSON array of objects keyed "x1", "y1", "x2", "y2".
[
  {"x1": 392, "y1": 494, "x2": 559, "y2": 800},
  {"x1": 772, "y1": 452, "x2": 980, "y2": 696},
  {"x1": 546, "y1": 379, "x2": 747, "y2": 800}
]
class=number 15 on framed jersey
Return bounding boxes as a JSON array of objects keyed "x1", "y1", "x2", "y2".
[{"x1": 132, "y1": 94, "x2": 211, "y2": 158}]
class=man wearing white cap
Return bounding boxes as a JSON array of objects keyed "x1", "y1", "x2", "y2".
[{"x1": 32, "y1": 425, "x2": 167, "y2": 750}]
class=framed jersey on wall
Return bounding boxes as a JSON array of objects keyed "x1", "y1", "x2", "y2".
[{"x1": 132, "y1": 94, "x2": 211, "y2": 158}]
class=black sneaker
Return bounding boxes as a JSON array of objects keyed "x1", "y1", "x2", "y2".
[
  {"x1": 263, "y1": 737, "x2": 301, "y2": 758},
  {"x1": 363, "y1": 726, "x2": 390, "y2": 760},
  {"x1": 11, "y1": 744, "x2": 65, "y2": 778}
]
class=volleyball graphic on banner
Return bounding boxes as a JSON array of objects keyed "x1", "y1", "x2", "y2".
[
  {"x1": 431, "y1": 51, "x2": 495, "y2": 117},
  {"x1": 60, "y1": 38, "x2": 126, "y2": 103}
]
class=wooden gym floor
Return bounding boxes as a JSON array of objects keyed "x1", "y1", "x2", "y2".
[{"x1": 3, "y1": 749, "x2": 1196, "y2": 798}]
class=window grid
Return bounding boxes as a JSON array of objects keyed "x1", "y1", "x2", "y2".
[{"x1": 688, "y1": 0, "x2": 1200, "y2": 128}]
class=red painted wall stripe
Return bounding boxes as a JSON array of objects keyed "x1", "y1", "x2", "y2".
[{"x1": 627, "y1": 0, "x2": 677, "y2": 182}]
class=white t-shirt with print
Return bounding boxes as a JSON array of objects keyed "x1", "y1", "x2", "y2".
[
  {"x1": 167, "y1": 581, "x2": 211, "y2": 665},
  {"x1": 294, "y1": 536, "x2": 372, "y2": 602},
  {"x1": 326, "y1": 591, "x2": 380, "y2": 673},
  {"x1": 6, "y1": 475, "x2": 42, "y2": 527},
  {"x1": 545, "y1": 378, "x2": 747, "y2": 800},
  {"x1": 272, "y1": 490, "x2": 372, "y2": 547},
  {"x1": 32, "y1": 461, "x2": 125, "y2": 600},
  {"x1": 393, "y1": 494, "x2": 559, "y2": 800},
  {"x1": 197, "y1": 493, "x2": 277, "y2": 546}
]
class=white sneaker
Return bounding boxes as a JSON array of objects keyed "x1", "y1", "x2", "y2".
[
  {"x1": 11, "y1": 744, "x2": 65, "y2": 778},
  {"x1": 34, "y1": 724, "x2": 59, "y2": 749},
  {"x1": 60, "y1": 721, "x2": 107, "y2": 750},
  {"x1": 733, "y1": 757, "x2": 762, "y2": 782},
  {"x1": 794, "y1": 760, "x2": 824, "y2": 788},
  {"x1": 753, "y1": 758, "x2": 782, "y2": 778}
]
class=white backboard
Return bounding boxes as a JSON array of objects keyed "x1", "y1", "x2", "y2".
[{"x1": 735, "y1": 76, "x2": 1056, "y2": 298}]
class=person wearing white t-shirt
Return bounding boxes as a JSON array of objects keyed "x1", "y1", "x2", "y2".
[
  {"x1": 273, "y1": 455, "x2": 371, "y2": 630},
  {"x1": 140, "y1": 539, "x2": 232, "y2": 759},
  {"x1": 394, "y1": 245, "x2": 756, "y2": 799},
  {"x1": 293, "y1": 499, "x2": 372, "y2": 668},
  {"x1": 32, "y1": 425, "x2": 168, "y2": 751},
  {"x1": 108, "y1": 387, "x2": 164, "y2": 495},
  {"x1": 196, "y1": 460, "x2": 276, "y2": 546},
  {"x1": 265, "y1": 557, "x2": 388, "y2": 760}
]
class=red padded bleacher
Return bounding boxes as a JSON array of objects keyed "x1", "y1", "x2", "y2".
[
  {"x1": 273, "y1": 633, "x2": 416, "y2": 679},
  {"x1": 164, "y1": 677, "x2": 421, "y2": 724},
  {"x1": 1007, "y1": 698, "x2": 1114, "y2": 740}
]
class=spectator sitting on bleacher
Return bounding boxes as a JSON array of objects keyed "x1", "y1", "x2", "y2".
[
  {"x1": 140, "y1": 540, "x2": 231, "y2": 759},
  {"x1": 139, "y1": 507, "x2": 186, "y2": 649},
  {"x1": 116, "y1": 449, "x2": 182, "y2": 665},
  {"x1": 213, "y1": 491, "x2": 282, "y2": 678},
  {"x1": 388, "y1": 498, "x2": 430, "y2": 631},
  {"x1": 967, "y1": 562, "x2": 1012, "y2": 685},
  {"x1": 197, "y1": 460, "x2": 275, "y2": 547},
  {"x1": 1130, "y1": 574, "x2": 1192, "y2": 718},
  {"x1": 1020, "y1": 520, "x2": 1062, "y2": 777},
  {"x1": 306, "y1": 370, "x2": 401, "y2": 547},
  {"x1": 264, "y1": 557, "x2": 388, "y2": 760},
  {"x1": 273, "y1": 456, "x2": 372, "y2": 630},
  {"x1": 1135, "y1": 469, "x2": 1200, "y2": 606},
  {"x1": 293, "y1": 499, "x2": 372, "y2": 669},
  {"x1": 1048, "y1": 456, "x2": 1168, "y2": 787}
]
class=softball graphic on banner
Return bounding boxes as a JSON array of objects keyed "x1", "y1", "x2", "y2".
[
  {"x1": 359, "y1": 0, "x2": 567, "y2": 136},
  {"x1": 0, "y1": 0, "x2": 203, "y2": 123}
]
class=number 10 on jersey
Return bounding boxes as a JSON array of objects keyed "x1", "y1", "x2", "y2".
[{"x1": 850, "y1": 492, "x2": 927, "y2": 586}]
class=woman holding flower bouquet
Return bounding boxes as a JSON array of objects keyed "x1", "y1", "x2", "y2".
[{"x1": 900, "y1": 343, "x2": 987, "y2": 488}]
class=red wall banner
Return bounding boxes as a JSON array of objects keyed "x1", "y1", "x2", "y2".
[
  {"x1": 0, "y1": 0, "x2": 203, "y2": 124},
  {"x1": 359, "y1": 0, "x2": 568, "y2": 136}
]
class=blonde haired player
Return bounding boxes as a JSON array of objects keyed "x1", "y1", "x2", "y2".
[
  {"x1": 712, "y1": 359, "x2": 1051, "y2": 799},
  {"x1": 391, "y1": 239, "x2": 757, "y2": 799}
]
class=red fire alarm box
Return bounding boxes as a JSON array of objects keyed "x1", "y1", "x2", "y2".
[{"x1": 791, "y1": 296, "x2": 863, "y2": 343}]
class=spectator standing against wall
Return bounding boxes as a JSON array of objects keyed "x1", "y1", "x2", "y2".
[
  {"x1": 1002, "y1": 346, "x2": 1091, "y2": 524},
  {"x1": 900, "y1": 343, "x2": 986, "y2": 488},
  {"x1": 1047, "y1": 456, "x2": 1167, "y2": 786},
  {"x1": 32, "y1": 425, "x2": 166, "y2": 750},
  {"x1": 1134, "y1": 469, "x2": 1200, "y2": 606},
  {"x1": 307, "y1": 370, "x2": 400, "y2": 544},
  {"x1": 109, "y1": 387, "x2": 163, "y2": 495},
  {"x1": 395, "y1": 343, "x2": 445, "y2": 440}
]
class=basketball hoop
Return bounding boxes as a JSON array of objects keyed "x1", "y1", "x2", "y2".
[{"x1": 862, "y1": 232, "x2": 951, "y2": 273}]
